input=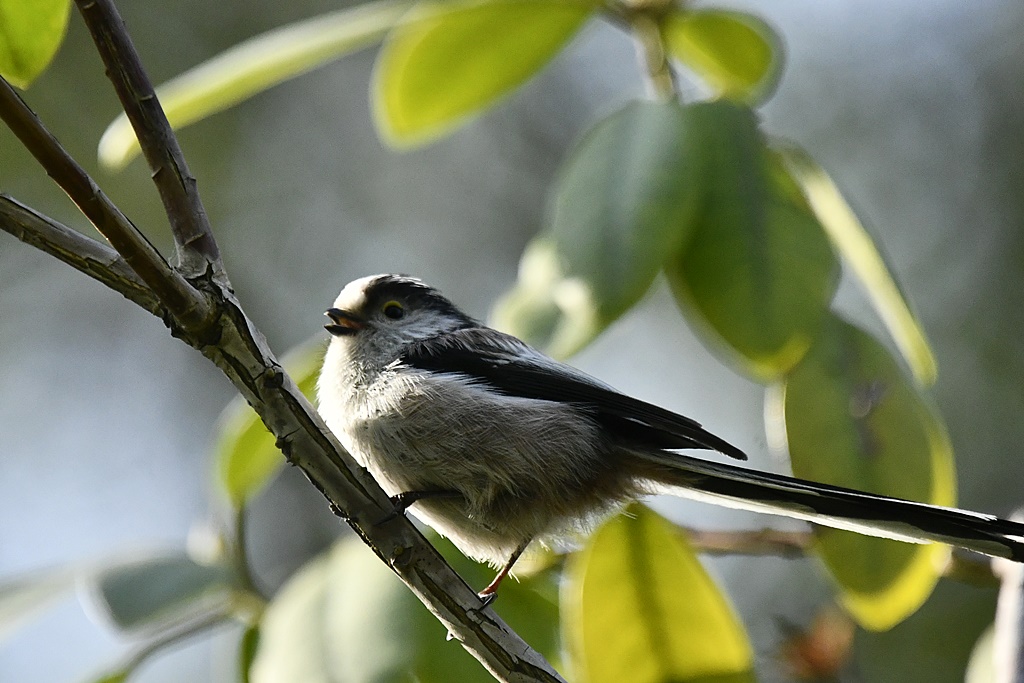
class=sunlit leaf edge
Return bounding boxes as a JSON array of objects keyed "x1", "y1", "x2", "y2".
[
  {"x1": 98, "y1": 0, "x2": 413, "y2": 169},
  {"x1": 779, "y1": 144, "x2": 938, "y2": 386}
]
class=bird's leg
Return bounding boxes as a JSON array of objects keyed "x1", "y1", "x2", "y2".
[
  {"x1": 391, "y1": 488, "x2": 463, "y2": 513},
  {"x1": 477, "y1": 541, "x2": 530, "y2": 607},
  {"x1": 379, "y1": 489, "x2": 464, "y2": 524}
]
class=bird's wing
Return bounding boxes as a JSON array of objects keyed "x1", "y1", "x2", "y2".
[{"x1": 399, "y1": 328, "x2": 748, "y2": 460}]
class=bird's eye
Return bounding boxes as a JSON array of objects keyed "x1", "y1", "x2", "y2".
[{"x1": 382, "y1": 301, "x2": 405, "y2": 320}]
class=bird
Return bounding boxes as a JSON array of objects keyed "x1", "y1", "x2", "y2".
[{"x1": 316, "y1": 273, "x2": 1024, "y2": 602}]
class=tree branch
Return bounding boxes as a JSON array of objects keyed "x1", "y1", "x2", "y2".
[
  {"x1": 74, "y1": 0, "x2": 222, "y2": 278},
  {"x1": 0, "y1": 195, "x2": 164, "y2": 317},
  {"x1": 0, "y1": 77, "x2": 209, "y2": 330},
  {"x1": 0, "y1": 7, "x2": 565, "y2": 680}
]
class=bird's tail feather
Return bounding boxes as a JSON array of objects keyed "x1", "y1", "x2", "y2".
[{"x1": 635, "y1": 450, "x2": 1024, "y2": 562}]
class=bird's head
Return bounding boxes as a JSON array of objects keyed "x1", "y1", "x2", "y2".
[{"x1": 325, "y1": 275, "x2": 475, "y2": 358}]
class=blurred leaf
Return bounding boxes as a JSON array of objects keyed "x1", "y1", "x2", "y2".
[
  {"x1": 0, "y1": 0, "x2": 70, "y2": 89},
  {"x1": 964, "y1": 623, "x2": 995, "y2": 683},
  {"x1": 494, "y1": 100, "x2": 706, "y2": 358},
  {"x1": 239, "y1": 623, "x2": 260, "y2": 683},
  {"x1": 93, "y1": 553, "x2": 234, "y2": 633},
  {"x1": 85, "y1": 672, "x2": 129, "y2": 683},
  {"x1": 373, "y1": 0, "x2": 597, "y2": 146},
  {"x1": 777, "y1": 316, "x2": 955, "y2": 631},
  {"x1": 252, "y1": 535, "x2": 558, "y2": 683},
  {"x1": 0, "y1": 566, "x2": 76, "y2": 642},
  {"x1": 780, "y1": 144, "x2": 938, "y2": 386},
  {"x1": 564, "y1": 504, "x2": 755, "y2": 683},
  {"x1": 98, "y1": 0, "x2": 412, "y2": 170},
  {"x1": 667, "y1": 101, "x2": 840, "y2": 380},
  {"x1": 662, "y1": 9, "x2": 781, "y2": 103},
  {"x1": 490, "y1": 235, "x2": 597, "y2": 358},
  {"x1": 215, "y1": 338, "x2": 324, "y2": 507}
]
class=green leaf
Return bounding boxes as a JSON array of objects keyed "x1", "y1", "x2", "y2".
[
  {"x1": 964, "y1": 623, "x2": 995, "y2": 683},
  {"x1": 85, "y1": 672, "x2": 129, "y2": 683},
  {"x1": 493, "y1": 100, "x2": 704, "y2": 358},
  {"x1": 98, "y1": 0, "x2": 413, "y2": 170},
  {"x1": 373, "y1": 0, "x2": 597, "y2": 146},
  {"x1": 780, "y1": 144, "x2": 938, "y2": 386},
  {"x1": 239, "y1": 623, "x2": 260, "y2": 683},
  {"x1": 215, "y1": 338, "x2": 324, "y2": 507},
  {"x1": 666, "y1": 100, "x2": 840, "y2": 380},
  {"x1": 93, "y1": 553, "x2": 234, "y2": 633},
  {"x1": 251, "y1": 535, "x2": 558, "y2": 683},
  {"x1": 662, "y1": 9, "x2": 782, "y2": 103},
  {"x1": 776, "y1": 316, "x2": 955, "y2": 631},
  {"x1": 564, "y1": 504, "x2": 755, "y2": 683},
  {"x1": 0, "y1": 0, "x2": 70, "y2": 89},
  {"x1": 0, "y1": 566, "x2": 76, "y2": 642}
]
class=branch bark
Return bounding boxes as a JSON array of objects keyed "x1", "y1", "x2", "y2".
[
  {"x1": 0, "y1": 195, "x2": 163, "y2": 317},
  {"x1": 0, "y1": 3, "x2": 564, "y2": 681},
  {"x1": 0, "y1": 76, "x2": 208, "y2": 329},
  {"x1": 75, "y1": 0, "x2": 222, "y2": 278}
]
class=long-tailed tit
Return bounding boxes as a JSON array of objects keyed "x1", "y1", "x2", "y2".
[{"x1": 317, "y1": 274, "x2": 1024, "y2": 601}]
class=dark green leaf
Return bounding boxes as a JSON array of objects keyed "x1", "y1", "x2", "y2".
[
  {"x1": 494, "y1": 101, "x2": 705, "y2": 357},
  {"x1": 0, "y1": 0, "x2": 71, "y2": 88},
  {"x1": 93, "y1": 553, "x2": 233, "y2": 633},
  {"x1": 239, "y1": 623, "x2": 260, "y2": 683},
  {"x1": 252, "y1": 535, "x2": 559, "y2": 683},
  {"x1": 780, "y1": 145, "x2": 938, "y2": 386},
  {"x1": 373, "y1": 0, "x2": 597, "y2": 146},
  {"x1": 776, "y1": 316, "x2": 955, "y2": 630},
  {"x1": 0, "y1": 567, "x2": 76, "y2": 641},
  {"x1": 99, "y1": 0, "x2": 412, "y2": 169},
  {"x1": 662, "y1": 9, "x2": 782, "y2": 103},
  {"x1": 667, "y1": 100, "x2": 840, "y2": 380},
  {"x1": 215, "y1": 338, "x2": 324, "y2": 507},
  {"x1": 564, "y1": 504, "x2": 755, "y2": 683}
]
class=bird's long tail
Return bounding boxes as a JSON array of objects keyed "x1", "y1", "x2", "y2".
[{"x1": 634, "y1": 450, "x2": 1024, "y2": 562}]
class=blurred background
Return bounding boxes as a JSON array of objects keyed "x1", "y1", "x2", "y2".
[{"x1": 2, "y1": 0, "x2": 1024, "y2": 681}]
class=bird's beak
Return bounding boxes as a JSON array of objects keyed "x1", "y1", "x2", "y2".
[{"x1": 324, "y1": 308, "x2": 365, "y2": 336}]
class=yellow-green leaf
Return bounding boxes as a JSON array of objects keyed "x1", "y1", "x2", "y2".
[
  {"x1": 373, "y1": 0, "x2": 597, "y2": 146},
  {"x1": 667, "y1": 101, "x2": 840, "y2": 381},
  {"x1": 776, "y1": 315, "x2": 955, "y2": 630},
  {"x1": 98, "y1": 0, "x2": 412, "y2": 169},
  {"x1": 780, "y1": 145, "x2": 938, "y2": 386},
  {"x1": 564, "y1": 504, "x2": 755, "y2": 683},
  {"x1": 964, "y1": 623, "x2": 995, "y2": 683},
  {"x1": 0, "y1": 0, "x2": 70, "y2": 88},
  {"x1": 252, "y1": 535, "x2": 558, "y2": 683},
  {"x1": 662, "y1": 9, "x2": 781, "y2": 103},
  {"x1": 215, "y1": 338, "x2": 324, "y2": 507}
]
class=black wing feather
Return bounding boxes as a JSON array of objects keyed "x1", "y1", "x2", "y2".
[{"x1": 400, "y1": 328, "x2": 748, "y2": 460}]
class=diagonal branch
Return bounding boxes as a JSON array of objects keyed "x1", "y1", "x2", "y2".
[
  {"x1": 1, "y1": 5, "x2": 565, "y2": 680},
  {"x1": 74, "y1": 0, "x2": 221, "y2": 278},
  {"x1": 0, "y1": 77, "x2": 209, "y2": 330},
  {"x1": 0, "y1": 195, "x2": 163, "y2": 317}
]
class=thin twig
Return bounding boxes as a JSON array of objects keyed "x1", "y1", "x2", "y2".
[
  {"x1": 0, "y1": 77, "x2": 209, "y2": 330},
  {"x1": 74, "y1": 0, "x2": 222, "y2": 278},
  {"x1": 0, "y1": 195, "x2": 164, "y2": 316},
  {"x1": 119, "y1": 609, "x2": 234, "y2": 678},
  {"x1": 686, "y1": 526, "x2": 813, "y2": 558}
]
